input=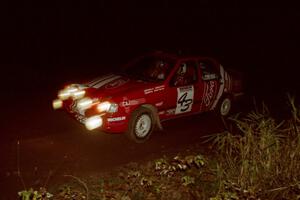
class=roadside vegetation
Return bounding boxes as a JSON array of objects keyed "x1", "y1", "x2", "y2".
[{"x1": 18, "y1": 95, "x2": 300, "y2": 200}]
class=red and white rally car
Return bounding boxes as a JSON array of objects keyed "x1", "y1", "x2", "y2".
[{"x1": 52, "y1": 51, "x2": 243, "y2": 142}]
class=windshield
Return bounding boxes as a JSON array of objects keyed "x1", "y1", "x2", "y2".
[{"x1": 122, "y1": 55, "x2": 175, "y2": 82}]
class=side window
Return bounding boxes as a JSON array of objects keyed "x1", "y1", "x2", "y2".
[
  {"x1": 170, "y1": 61, "x2": 198, "y2": 87},
  {"x1": 199, "y1": 60, "x2": 219, "y2": 81}
]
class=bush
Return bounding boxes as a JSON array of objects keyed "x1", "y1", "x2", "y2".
[{"x1": 208, "y1": 97, "x2": 300, "y2": 199}]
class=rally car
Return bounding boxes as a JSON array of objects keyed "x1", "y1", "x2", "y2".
[{"x1": 52, "y1": 51, "x2": 243, "y2": 143}]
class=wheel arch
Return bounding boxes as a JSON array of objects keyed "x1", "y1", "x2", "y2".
[
  {"x1": 221, "y1": 92, "x2": 233, "y2": 100},
  {"x1": 126, "y1": 104, "x2": 159, "y2": 143},
  {"x1": 140, "y1": 104, "x2": 163, "y2": 130}
]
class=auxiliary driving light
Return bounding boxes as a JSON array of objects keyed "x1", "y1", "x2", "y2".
[
  {"x1": 77, "y1": 97, "x2": 93, "y2": 110},
  {"x1": 58, "y1": 89, "x2": 71, "y2": 100},
  {"x1": 66, "y1": 86, "x2": 78, "y2": 93},
  {"x1": 72, "y1": 90, "x2": 85, "y2": 99},
  {"x1": 58, "y1": 85, "x2": 86, "y2": 100},
  {"x1": 52, "y1": 99, "x2": 63, "y2": 109},
  {"x1": 85, "y1": 115, "x2": 103, "y2": 130}
]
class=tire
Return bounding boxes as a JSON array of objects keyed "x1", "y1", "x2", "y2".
[
  {"x1": 217, "y1": 96, "x2": 232, "y2": 116},
  {"x1": 126, "y1": 107, "x2": 155, "y2": 143}
]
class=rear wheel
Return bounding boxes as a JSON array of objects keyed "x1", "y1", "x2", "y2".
[
  {"x1": 126, "y1": 107, "x2": 155, "y2": 143},
  {"x1": 218, "y1": 96, "x2": 232, "y2": 116}
]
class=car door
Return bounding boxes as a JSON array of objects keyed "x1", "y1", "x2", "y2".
[
  {"x1": 198, "y1": 59, "x2": 221, "y2": 112},
  {"x1": 163, "y1": 59, "x2": 203, "y2": 118}
]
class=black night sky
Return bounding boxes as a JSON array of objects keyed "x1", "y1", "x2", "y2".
[
  {"x1": 2, "y1": 1, "x2": 300, "y2": 94},
  {"x1": 1, "y1": 1, "x2": 300, "y2": 197}
]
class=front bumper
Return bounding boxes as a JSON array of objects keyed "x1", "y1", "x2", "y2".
[
  {"x1": 53, "y1": 99, "x2": 128, "y2": 133},
  {"x1": 77, "y1": 113, "x2": 128, "y2": 133}
]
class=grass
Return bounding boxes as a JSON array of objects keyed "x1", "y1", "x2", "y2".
[
  {"x1": 17, "y1": 95, "x2": 300, "y2": 199},
  {"x1": 208, "y1": 95, "x2": 300, "y2": 199}
]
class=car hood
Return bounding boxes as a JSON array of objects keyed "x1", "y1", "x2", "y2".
[{"x1": 84, "y1": 74, "x2": 160, "y2": 99}]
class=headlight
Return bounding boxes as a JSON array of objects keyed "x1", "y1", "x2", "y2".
[
  {"x1": 52, "y1": 99, "x2": 63, "y2": 109},
  {"x1": 85, "y1": 115, "x2": 103, "y2": 130},
  {"x1": 66, "y1": 86, "x2": 78, "y2": 93},
  {"x1": 77, "y1": 97, "x2": 93, "y2": 110},
  {"x1": 58, "y1": 89, "x2": 71, "y2": 100},
  {"x1": 58, "y1": 84, "x2": 86, "y2": 100},
  {"x1": 72, "y1": 90, "x2": 85, "y2": 99},
  {"x1": 97, "y1": 101, "x2": 118, "y2": 113}
]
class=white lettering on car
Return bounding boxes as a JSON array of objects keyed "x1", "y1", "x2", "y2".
[
  {"x1": 155, "y1": 101, "x2": 164, "y2": 107},
  {"x1": 122, "y1": 97, "x2": 130, "y2": 113},
  {"x1": 166, "y1": 109, "x2": 175, "y2": 115},
  {"x1": 120, "y1": 100, "x2": 130, "y2": 107},
  {"x1": 158, "y1": 111, "x2": 165, "y2": 115},
  {"x1": 175, "y1": 86, "x2": 194, "y2": 114},
  {"x1": 120, "y1": 98, "x2": 146, "y2": 107},
  {"x1": 107, "y1": 116, "x2": 126, "y2": 122},
  {"x1": 144, "y1": 85, "x2": 165, "y2": 95},
  {"x1": 144, "y1": 88, "x2": 154, "y2": 94},
  {"x1": 154, "y1": 85, "x2": 165, "y2": 92},
  {"x1": 211, "y1": 65, "x2": 225, "y2": 109},
  {"x1": 203, "y1": 81, "x2": 215, "y2": 107}
]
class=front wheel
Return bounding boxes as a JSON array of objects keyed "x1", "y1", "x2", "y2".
[
  {"x1": 126, "y1": 107, "x2": 155, "y2": 143},
  {"x1": 217, "y1": 96, "x2": 232, "y2": 116}
]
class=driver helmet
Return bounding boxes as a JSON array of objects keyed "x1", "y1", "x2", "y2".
[{"x1": 178, "y1": 63, "x2": 187, "y2": 75}]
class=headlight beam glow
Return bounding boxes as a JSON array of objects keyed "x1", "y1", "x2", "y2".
[
  {"x1": 72, "y1": 90, "x2": 86, "y2": 99},
  {"x1": 97, "y1": 101, "x2": 111, "y2": 112},
  {"x1": 52, "y1": 99, "x2": 63, "y2": 109},
  {"x1": 57, "y1": 85, "x2": 86, "y2": 100},
  {"x1": 58, "y1": 89, "x2": 71, "y2": 100},
  {"x1": 77, "y1": 97, "x2": 93, "y2": 110},
  {"x1": 97, "y1": 101, "x2": 118, "y2": 113},
  {"x1": 85, "y1": 115, "x2": 103, "y2": 130}
]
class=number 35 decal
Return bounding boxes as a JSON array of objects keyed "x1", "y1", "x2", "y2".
[{"x1": 175, "y1": 86, "x2": 194, "y2": 114}]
